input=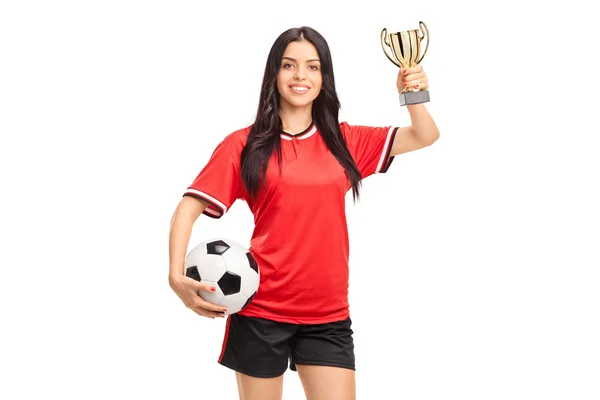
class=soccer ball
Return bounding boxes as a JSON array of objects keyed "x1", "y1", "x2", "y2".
[{"x1": 184, "y1": 238, "x2": 259, "y2": 315}]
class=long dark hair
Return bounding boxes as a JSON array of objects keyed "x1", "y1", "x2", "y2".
[{"x1": 240, "y1": 26, "x2": 363, "y2": 203}]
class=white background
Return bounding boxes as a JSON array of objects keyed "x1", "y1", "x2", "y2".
[{"x1": 1, "y1": 0, "x2": 599, "y2": 399}]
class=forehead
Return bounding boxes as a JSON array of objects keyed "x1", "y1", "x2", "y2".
[{"x1": 282, "y1": 40, "x2": 319, "y2": 60}]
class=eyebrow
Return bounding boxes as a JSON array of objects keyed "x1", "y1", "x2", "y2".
[{"x1": 282, "y1": 57, "x2": 321, "y2": 63}]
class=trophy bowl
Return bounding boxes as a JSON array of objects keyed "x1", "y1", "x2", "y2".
[{"x1": 381, "y1": 21, "x2": 430, "y2": 106}]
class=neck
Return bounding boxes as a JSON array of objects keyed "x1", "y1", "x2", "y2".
[{"x1": 279, "y1": 105, "x2": 313, "y2": 135}]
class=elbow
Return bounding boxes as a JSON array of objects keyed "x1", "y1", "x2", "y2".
[
  {"x1": 429, "y1": 129, "x2": 440, "y2": 145},
  {"x1": 425, "y1": 124, "x2": 440, "y2": 146},
  {"x1": 417, "y1": 127, "x2": 440, "y2": 147}
]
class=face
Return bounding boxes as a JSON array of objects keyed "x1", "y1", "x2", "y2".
[{"x1": 276, "y1": 40, "x2": 323, "y2": 112}]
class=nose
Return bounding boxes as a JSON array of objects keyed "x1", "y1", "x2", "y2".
[{"x1": 294, "y1": 67, "x2": 306, "y2": 80}]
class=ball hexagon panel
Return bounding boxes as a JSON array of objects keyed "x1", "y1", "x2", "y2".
[
  {"x1": 222, "y1": 292, "x2": 251, "y2": 315},
  {"x1": 195, "y1": 254, "x2": 227, "y2": 282},
  {"x1": 242, "y1": 293, "x2": 256, "y2": 310},
  {"x1": 185, "y1": 241, "x2": 229, "y2": 282}
]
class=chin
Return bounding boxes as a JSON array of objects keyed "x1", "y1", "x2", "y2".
[
  {"x1": 291, "y1": 101, "x2": 313, "y2": 108},
  {"x1": 286, "y1": 97, "x2": 318, "y2": 109}
]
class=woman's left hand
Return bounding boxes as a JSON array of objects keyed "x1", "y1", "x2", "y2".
[{"x1": 397, "y1": 65, "x2": 429, "y2": 92}]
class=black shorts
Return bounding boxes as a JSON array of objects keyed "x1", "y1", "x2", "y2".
[{"x1": 218, "y1": 314, "x2": 355, "y2": 378}]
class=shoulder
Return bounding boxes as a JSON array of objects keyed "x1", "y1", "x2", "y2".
[
  {"x1": 222, "y1": 125, "x2": 252, "y2": 146},
  {"x1": 338, "y1": 121, "x2": 352, "y2": 140},
  {"x1": 339, "y1": 121, "x2": 350, "y2": 133},
  {"x1": 215, "y1": 125, "x2": 252, "y2": 163},
  {"x1": 338, "y1": 121, "x2": 361, "y2": 143}
]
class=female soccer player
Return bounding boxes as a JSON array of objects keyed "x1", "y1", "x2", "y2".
[{"x1": 169, "y1": 26, "x2": 439, "y2": 400}]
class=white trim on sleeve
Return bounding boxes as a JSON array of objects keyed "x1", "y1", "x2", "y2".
[
  {"x1": 375, "y1": 127, "x2": 395, "y2": 173},
  {"x1": 184, "y1": 188, "x2": 228, "y2": 214}
]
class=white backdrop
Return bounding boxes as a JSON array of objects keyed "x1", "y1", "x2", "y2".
[{"x1": 1, "y1": 0, "x2": 599, "y2": 399}]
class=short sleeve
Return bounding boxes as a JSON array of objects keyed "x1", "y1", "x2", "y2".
[
  {"x1": 340, "y1": 122, "x2": 398, "y2": 178},
  {"x1": 183, "y1": 141, "x2": 242, "y2": 219}
]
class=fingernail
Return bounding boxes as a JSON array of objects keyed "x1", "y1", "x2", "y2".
[
  {"x1": 403, "y1": 83, "x2": 408, "y2": 87},
  {"x1": 403, "y1": 70, "x2": 408, "y2": 75},
  {"x1": 415, "y1": 84, "x2": 419, "y2": 88},
  {"x1": 211, "y1": 287, "x2": 216, "y2": 292}
]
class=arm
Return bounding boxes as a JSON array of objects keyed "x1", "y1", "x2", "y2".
[
  {"x1": 168, "y1": 196, "x2": 227, "y2": 318},
  {"x1": 390, "y1": 66, "x2": 440, "y2": 157},
  {"x1": 168, "y1": 196, "x2": 208, "y2": 281}
]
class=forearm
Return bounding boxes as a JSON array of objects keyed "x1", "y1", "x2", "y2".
[
  {"x1": 169, "y1": 198, "x2": 205, "y2": 282},
  {"x1": 406, "y1": 103, "x2": 440, "y2": 145},
  {"x1": 169, "y1": 213, "x2": 193, "y2": 280}
]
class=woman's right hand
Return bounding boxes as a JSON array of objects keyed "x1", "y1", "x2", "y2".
[{"x1": 169, "y1": 274, "x2": 227, "y2": 319}]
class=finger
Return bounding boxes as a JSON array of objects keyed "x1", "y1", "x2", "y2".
[
  {"x1": 397, "y1": 70, "x2": 406, "y2": 85},
  {"x1": 194, "y1": 306, "x2": 226, "y2": 319},
  {"x1": 403, "y1": 78, "x2": 428, "y2": 90},
  {"x1": 404, "y1": 71, "x2": 426, "y2": 83},
  {"x1": 401, "y1": 66, "x2": 422, "y2": 76},
  {"x1": 196, "y1": 297, "x2": 228, "y2": 313},
  {"x1": 413, "y1": 81, "x2": 429, "y2": 90},
  {"x1": 192, "y1": 308, "x2": 214, "y2": 319},
  {"x1": 404, "y1": 74, "x2": 427, "y2": 87},
  {"x1": 185, "y1": 276, "x2": 218, "y2": 293},
  {"x1": 402, "y1": 79, "x2": 420, "y2": 89}
]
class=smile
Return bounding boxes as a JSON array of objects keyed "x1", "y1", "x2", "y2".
[{"x1": 290, "y1": 86, "x2": 309, "y2": 94}]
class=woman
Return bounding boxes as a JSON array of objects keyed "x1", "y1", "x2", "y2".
[{"x1": 169, "y1": 26, "x2": 439, "y2": 400}]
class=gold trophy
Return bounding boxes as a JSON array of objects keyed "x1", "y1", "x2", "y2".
[{"x1": 381, "y1": 21, "x2": 430, "y2": 106}]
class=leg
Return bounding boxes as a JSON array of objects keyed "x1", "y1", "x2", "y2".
[
  {"x1": 289, "y1": 317, "x2": 356, "y2": 400},
  {"x1": 235, "y1": 371, "x2": 284, "y2": 400},
  {"x1": 218, "y1": 315, "x2": 296, "y2": 399},
  {"x1": 296, "y1": 365, "x2": 355, "y2": 400}
]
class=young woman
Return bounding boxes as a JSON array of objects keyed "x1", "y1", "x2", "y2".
[{"x1": 169, "y1": 26, "x2": 439, "y2": 400}]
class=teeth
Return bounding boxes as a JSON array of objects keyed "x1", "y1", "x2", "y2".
[{"x1": 291, "y1": 87, "x2": 308, "y2": 91}]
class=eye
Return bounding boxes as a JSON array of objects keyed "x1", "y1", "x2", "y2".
[
  {"x1": 282, "y1": 63, "x2": 294, "y2": 69},
  {"x1": 308, "y1": 65, "x2": 319, "y2": 71}
]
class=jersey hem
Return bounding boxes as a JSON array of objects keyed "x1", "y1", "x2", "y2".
[{"x1": 237, "y1": 309, "x2": 350, "y2": 325}]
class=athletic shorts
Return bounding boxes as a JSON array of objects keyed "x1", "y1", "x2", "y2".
[{"x1": 218, "y1": 313, "x2": 355, "y2": 378}]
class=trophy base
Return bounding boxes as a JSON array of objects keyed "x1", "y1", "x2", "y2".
[{"x1": 399, "y1": 90, "x2": 430, "y2": 106}]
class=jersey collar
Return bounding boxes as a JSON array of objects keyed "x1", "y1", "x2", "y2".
[{"x1": 280, "y1": 123, "x2": 317, "y2": 141}]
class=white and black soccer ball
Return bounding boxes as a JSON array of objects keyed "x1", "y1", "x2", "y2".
[{"x1": 184, "y1": 238, "x2": 259, "y2": 315}]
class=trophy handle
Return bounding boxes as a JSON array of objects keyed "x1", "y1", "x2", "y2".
[
  {"x1": 416, "y1": 21, "x2": 430, "y2": 64},
  {"x1": 380, "y1": 28, "x2": 402, "y2": 68}
]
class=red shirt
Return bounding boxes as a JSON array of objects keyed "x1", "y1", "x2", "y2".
[{"x1": 183, "y1": 122, "x2": 397, "y2": 324}]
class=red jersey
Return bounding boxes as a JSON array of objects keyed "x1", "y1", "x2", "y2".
[{"x1": 183, "y1": 122, "x2": 397, "y2": 324}]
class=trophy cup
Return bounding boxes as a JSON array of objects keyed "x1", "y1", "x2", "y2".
[{"x1": 381, "y1": 21, "x2": 430, "y2": 106}]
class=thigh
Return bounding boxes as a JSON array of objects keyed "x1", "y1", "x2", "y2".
[
  {"x1": 296, "y1": 365, "x2": 355, "y2": 400},
  {"x1": 289, "y1": 317, "x2": 355, "y2": 372},
  {"x1": 219, "y1": 314, "x2": 295, "y2": 378},
  {"x1": 236, "y1": 371, "x2": 284, "y2": 400}
]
